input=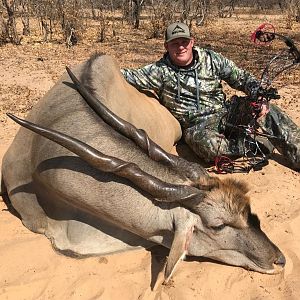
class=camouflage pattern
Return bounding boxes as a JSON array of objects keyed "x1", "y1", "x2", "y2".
[
  {"x1": 122, "y1": 46, "x2": 259, "y2": 128},
  {"x1": 259, "y1": 104, "x2": 300, "y2": 169},
  {"x1": 122, "y1": 47, "x2": 300, "y2": 170},
  {"x1": 183, "y1": 104, "x2": 300, "y2": 170},
  {"x1": 183, "y1": 109, "x2": 245, "y2": 162}
]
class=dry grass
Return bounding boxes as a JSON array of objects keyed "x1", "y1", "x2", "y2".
[{"x1": 0, "y1": 12, "x2": 299, "y2": 121}]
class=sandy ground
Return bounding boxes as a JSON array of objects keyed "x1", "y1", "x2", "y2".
[{"x1": 1, "y1": 16, "x2": 300, "y2": 300}]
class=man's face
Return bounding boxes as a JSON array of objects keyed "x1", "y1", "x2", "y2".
[{"x1": 165, "y1": 37, "x2": 195, "y2": 67}]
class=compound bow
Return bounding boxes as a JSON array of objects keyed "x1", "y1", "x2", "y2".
[{"x1": 213, "y1": 23, "x2": 300, "y2": 174}]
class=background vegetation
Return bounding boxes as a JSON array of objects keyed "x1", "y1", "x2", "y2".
[
  {"x1": 1, "y1": 0, "x2": 300, "y2": 46},
  {"x1": 0, "y1": 0, "x2": 299, "y2": 123}
]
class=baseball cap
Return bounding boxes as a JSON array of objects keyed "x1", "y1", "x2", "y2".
[{"x1": 165, "y1": 22, "x2": 192, "y2": 43}]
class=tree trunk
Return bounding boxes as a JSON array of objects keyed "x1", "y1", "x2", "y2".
[
  {"x1": 133, "y1": 0, "x2": 144, "y2": 29},
  {"x1": 2, "y1": 0, "x2": 21, "y2": 44},
  {"x1": 20, "y1": 0, "x2": 30, "y2": 36}
]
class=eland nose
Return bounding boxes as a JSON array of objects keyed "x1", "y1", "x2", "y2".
[{"x1": 274, "y1": 253, "x2": 286, "y2": 267}]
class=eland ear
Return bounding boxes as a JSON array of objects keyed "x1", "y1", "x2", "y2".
[{"x1": 164, "y1": 215, "x2": 197, "y2": 284}]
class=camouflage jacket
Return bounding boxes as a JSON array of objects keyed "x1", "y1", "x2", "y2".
[{"x1": 121, "y1": 46, "x2": 259, "y2": 128}]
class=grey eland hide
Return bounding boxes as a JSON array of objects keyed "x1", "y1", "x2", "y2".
[{"x1": 1, "y1": 54, "x2": 285, "y2": 282}]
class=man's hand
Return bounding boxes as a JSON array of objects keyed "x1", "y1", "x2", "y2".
[
  {"x1": 249, "y1": 85, "x2": 280, "y2": 119},
  {"x1": 257, "y1": 87, "x2": 280, "y2": 119},
  {"x1": 258, "y1": 102, "x2": 270, "y2": 119}
]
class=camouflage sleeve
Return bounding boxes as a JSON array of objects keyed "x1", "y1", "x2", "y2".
[
  {"x1": 121, "y1": 62, "x2": 163, "y2": 93},
  {"x1": 211, "y1": 51, "x2": 260, "y2": 95}
]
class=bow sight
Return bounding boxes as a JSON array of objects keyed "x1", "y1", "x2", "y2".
[{"x1": 214, "y1": 23, "x2": 300, "y2": 174}]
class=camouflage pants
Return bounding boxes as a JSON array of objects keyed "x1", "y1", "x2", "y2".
[{"x1": 183, "y1": 104, "x2": 300, "y2": 170}]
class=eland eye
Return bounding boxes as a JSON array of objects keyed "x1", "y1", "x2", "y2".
[{"x1": 211, "y1": 224, "x2": 226, "y2": 231}]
